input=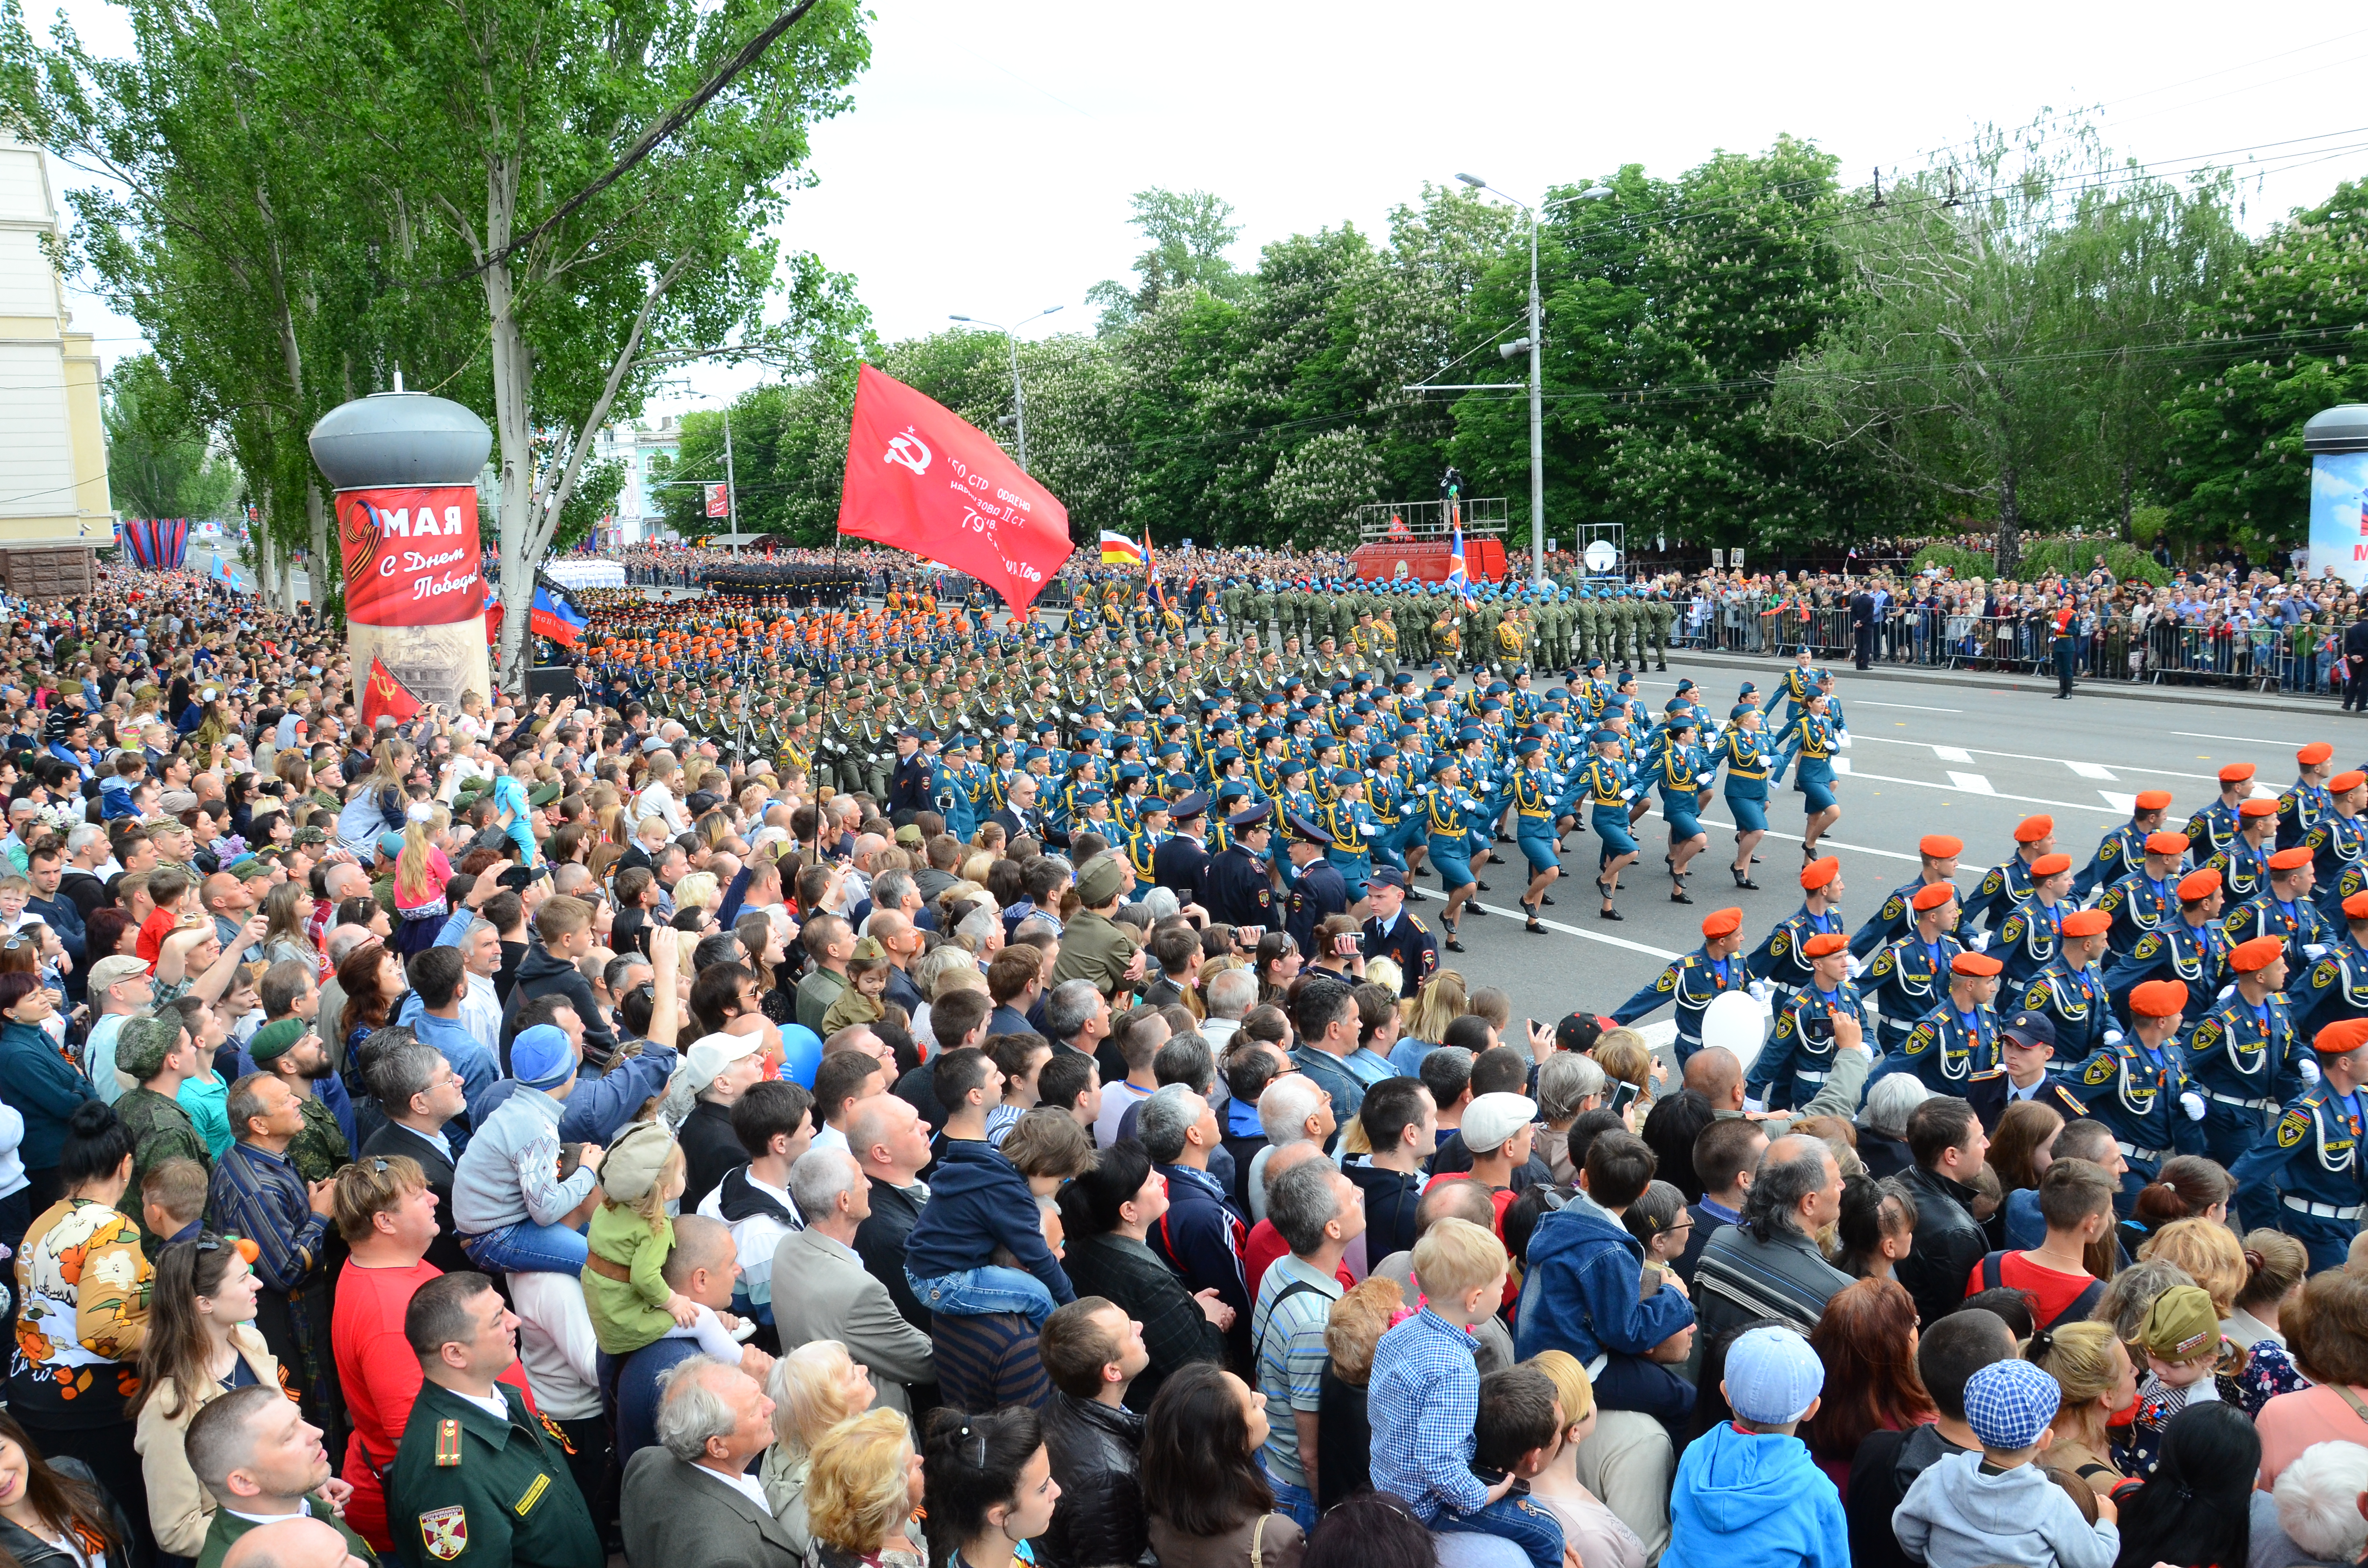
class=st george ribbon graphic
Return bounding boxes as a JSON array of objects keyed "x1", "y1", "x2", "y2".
[{"x1": 836, "y1": 363, "x2": 1073, "y2": 612}]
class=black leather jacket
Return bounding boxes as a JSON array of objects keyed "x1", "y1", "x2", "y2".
[{"x1": 1036, "y1": 1391, "x2": 1150, "y2": 1568}]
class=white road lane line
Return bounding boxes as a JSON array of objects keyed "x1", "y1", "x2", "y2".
[
  {"x1": 1947, "y1": 772, "x2": 1995, "y2": 794},
  {"x1": 1848, "y1": 734, "x2": 2217, "y2": 782},
  {"x1": 1850, "y1": 701, "x2": 1963, "y2": 712},
  {"x1": 1468, "y1": 903, "x2": 1684, "y2": 959},
  {"x1": 1837, "y1": 769, "x2": 2129, "y2": 815},
  {"x1": 2101, "y1": 792, "x2": 2138, "y2": 814},
  {"x1": 2068, "y1": 762, "x2": 2116, "y2": 780},
  {"x1": 1933, "y1": 746, "x2": 1973, "y2": 762},
  {"x1": 2175, "y1": 730, "x2": 2311, "y2": 747}
]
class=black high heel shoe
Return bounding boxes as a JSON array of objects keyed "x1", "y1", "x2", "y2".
[
  {"x1": 1521, "y1": 901, "x2": 1547, "y2": 934},
  {"x1": 1733, "y1": 867, "x2": 1760, "y2": 890}
]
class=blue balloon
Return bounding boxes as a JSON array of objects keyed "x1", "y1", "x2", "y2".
[{"x1": 777, "y1": 1024, "x2": 824, "y2": 1089}]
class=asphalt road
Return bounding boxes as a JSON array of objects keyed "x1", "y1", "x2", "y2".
[{"x1": 1426, "y1": 651, "x2": 2362, "y2": 1033}]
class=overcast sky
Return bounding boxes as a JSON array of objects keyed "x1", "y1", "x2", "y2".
[{"x1": 37, "y1": 0, "x2": 2368, "y2": 415}]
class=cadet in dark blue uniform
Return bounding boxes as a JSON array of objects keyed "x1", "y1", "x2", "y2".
[
  {"x1": 2097, "y1": 831, "x2": 2191, "y2": 959},
  {"x1": 2186, "y1": 934, "x2": 2308, "y2": 1168},
  {"x1": 2214, "y1": 795, "x2": 2285, "y2": 905},
  {"x1": 1996, "y1": 852, "x2": 2078, "y2": 989},
  {"x1": 2276, "y1": 742, "x2": 2338, "y2": 851},
  {"x1": 1611, "y1": 906, "x2": 1748, "y2": 1065},
  {"x1": 2185, "y1": 763, "x2": 2257, "y2": 862},
  {"x1": 1206, "y1": 803, "x2": 1278, "y2": 932},
  {"x1": 2102, "y1": 868, "x2": 2233, "y2": 1034},
  {"x1": 1963, "y1": 815, "x2": 2058, "y2": 933},
  {"x1": 1850, "y1": 833, "x2": 1963, "y2": 959},
  {"x1": 2297, "y1": 891, "x2": 2368, "y2": 1040},
  {"x1": 1510, "y1": 738, "x2": 1562, "y2": 933},
  {"x1": 1863, "y1": 882, "x2": 1963, "y2": 1054},
  {"x1": 1710, "y1": 704, "x2": 1776, "y2": 890},
  {"x1": 1745, "y1": 855, "x2": 1847, "y2": 1005},
  {"x1": 1282, "y1": 815, "x2": 1350, "y2": 956},
  {"x1": 2223, "y1": 845, "x2": 2334, "y2": 979},
  {"x1": 2015, "y1": 907, "x2": 2117, "y2": 1068},
  {"x1": 1424, "y1": 756, "x2": 1485, "y2": 950},
  {"x1": 2060, "y1": 977, "x2": 2194, "y2": 1211},
  {"x1": 1748, "y1": 930, "x2": 1868, "y2": 1112},
  {"x1": 2306, "y1": 770, "x2": 2368, "y2": 917},
  {"x1": 1884, "y1": 948, "x2": 2002, "y2": 1099},
  {"x1": 2074, "y1": 790, "x2": 2176, "y2": 902},
  {"x1": 1358, "y1": 869, "x2": 1437, "y2": 999},
  {"x1": 2229, "y1": 1016, "x2": 2368, "y2": 1272}
]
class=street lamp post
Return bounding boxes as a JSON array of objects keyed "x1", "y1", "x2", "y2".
[
  {"x1": 1456, "y1": 174, "x2": 1611, "y2": 583},
  {"x1": 950, "y1": 306, "x2": 1065, "y2": 472}
]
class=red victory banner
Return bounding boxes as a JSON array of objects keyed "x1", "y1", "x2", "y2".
[
  {"x1": 836, "y1": 364, "x2": 1072, "y2": 611},
  {"x1": 334, "y1": 485, "x2": 485, "y2": 628},
  {"x1": 361, "y1": 655, "x2": 424, "y2": 730},
  {"x1": 704, "y1": 482, "x2": 729, "y2": 519}
]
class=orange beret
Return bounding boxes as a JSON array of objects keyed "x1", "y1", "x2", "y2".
[
  {"x1": 2301, "y1": 742, "x2": 2336, "y2": 766},
  {"x1": 2240, "y1": 797, "x2": 2279, "y2": 818},
  {"x1": 2179, "y1": 869, "x2": 2223, "y2": 901},
  {"x1": 2129, "y1": 979, "x2": 2190, "y2": 1019},
  {"x1": 1802, "y1": 932, "x2": 1848, "y2": 958},
  {"x1": 2269, "y1": 846, "x2": 2315, "y2": 872},
  {"x1": 2013, "y1": 815, "x2": 2054, "y2": 845},
  {"x1": 1910, "y1": 882, "x2": 1957, "y2": 911},
  {"x1": 2220, "y1": 763, "x2": 2257, "y2": 784},
  {"x1": 2134, "y1": 790, "x2": 2174, "y2": 812},
  {"x1": 2060, "y1": 908, "x2": 2111, "y2": 938},
  {"x1": 1801, "y1": 857, "x2": 1840, "y2": 891},
  {"x1": 1950, "y1": 952, "x2": 2003, "y2": 977},
  {"x1": 1701, "y1": 907, "x2": 1743, "y2": 939},
  {"x1": 2230, "y1": 935, "x2": 2286, "y2": 972},
  {"x1": 1919, "y1": 835, "x2": 1963, "y2": 859},
  {"x1": 2335, "y1": 772, "x2": 2367, "y2": 794},
  {"x1": 2316, "y1": 1018, "x2": 2368, "y2": 1056},
  {"x1": 2349, "y1": 891, "x2": 2368, "y2": 921},
  {"x1": 2030, "y1": 853, "x2": 2073, "y2": 878},
  {"x1": 2144, "y1": 832, "x2": 2191, "y2": 856}
]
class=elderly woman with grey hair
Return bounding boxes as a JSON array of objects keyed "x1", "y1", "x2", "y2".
[
  {"x1": 1534, "y1": 1052, "x2": 1606, "y2": 1187},
  {"x1": 2253, "y1": 1440, "x2": 2368, "y2": 1568},
  {"x1": 1853, "y1": 1070, "x2": 1928, "y2": 1180}
]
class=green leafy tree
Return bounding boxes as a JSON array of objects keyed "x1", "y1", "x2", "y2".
[
  {"x1": 102, "y1": 354, "x2": 239, "y2": 523},
  {"x1": 1088, "y1": 188, "x2": 1246, "y2": 332}
]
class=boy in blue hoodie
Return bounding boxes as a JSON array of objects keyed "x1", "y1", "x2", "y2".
[
  {"x1": 1665, "y1": 1324, "x2": 1849, "y2": 1568},
  {"x1": 900, "y1": 1045, "x2": 1074, "y2": 1327}
]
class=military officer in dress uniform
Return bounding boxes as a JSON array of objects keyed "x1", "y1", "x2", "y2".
[
  {"x1": 1154, "y1": 793, "x2": 1216, "y2": 909},
  {"x1": 1863, "y1": 882, "x2": 1964, "y2": 1054},
  {"x1": 1744, "y1": 856, "x2": 1847, "y2": 1003},
  {"x1": 1207, "y1": 804, "x2": 1278, "y2": 932},
  {"x1": 2230, "y1": 1017, "x2": 2368, "y2": 1272},
  {"x1": 386, "y1": 1274, "x2": 601, "y2": 1568},
  {"x1": 2098, "y1": 831, "x2": 2191, "y2": 958},
  {"x1": 2185, "y1": 763, "x2": 2257, "y2": 862},
  {"x1": 1962, "y1": 815, "x2": 2058, "y2": 933},
  {"x1": 1283, "y1": 816, "x2": 1350, "y2": 956},
  {"x1": 1850, "y1": 834, "x2": 1963, "y2": 958},
  {"x1": 1887, "y1": 949, "x2": 2003, "y2": 1099},
  {"x1": 2277, "y1": 742, "x2": 2339, "y2": 851},
  {"x1": 1358, "y1": 869, "x2": 1437, "y2": 1000},
  {"x1": 2017, "y1": 907, "x2": 2117, "y2": 1067},
  {"x1": 2296, "y1": 891, "x2": 2368, "y2": 1040},
  {"x1": 1747, "y1": 930, "x2": 1868, "y2": 1112},
  {"x1": 2186, "y1": 934, "x2": 2308, "y2": 1168},
  {"x1": 2223, "y1": 845, "x2": 2334, "y2": 979},
  {"x1": 2073, "y1": 790, "x2": 2176, "y2": 902},
  {"x1": 2103, "y1": 868, "x2": 2234, "y2": 1034},
  {"x1": 1610, "y1": 906, "x2": 1750, "y2": 1065},
  {"x1": 2060, "y1": 977, "x2": 2194, "y2": 1212},
  {"x1": 1996, "y1": 853, "x2": 2078, "y2": 989}
]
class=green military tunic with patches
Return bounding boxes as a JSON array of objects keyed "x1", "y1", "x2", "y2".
[{"x1": 388, "y1": 1379, "x2": 598, "y2": 1568}]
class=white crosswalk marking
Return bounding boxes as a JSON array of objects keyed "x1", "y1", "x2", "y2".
[
  {"x1": 2101, "y1": 792, "x2": 2139, "y2": 814},
  {"x1": 1933, "y1": 746, "x2": 1973, "y2": 762},
  {"x1": 1947, "y1": 771, "x2": 1995, "y2": 794},
  {"x1": 2068, "y1": 761, "x2": 2115, "y2": 780}
]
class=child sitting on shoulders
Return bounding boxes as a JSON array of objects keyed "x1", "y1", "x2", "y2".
[{"x1": 582, "y1": 1120, "x2": 751, "y2": 1360}]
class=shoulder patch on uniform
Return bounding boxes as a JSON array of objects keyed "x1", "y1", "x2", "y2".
[
  {"x1": 1655, "y1": 968, "x2": 1677, "y2": 992},
  {"x1": 420, "y1": 1505, "x2": 468, "y2": 1559},
  {"x1": 2023, "y1": 981, "x2": 2047, "y2": 1008},
  {"x1": 2083, "y1": 1055, "x2": 2115, "y2": 1085},
  {"x1": 2279, "y1": 1110, "x2": 2310, "y2": 1148},
  {"x1": 1771, "y1": 930, "x2": 1790, "y2": 956},
  {"x1": 1904, "y1": 1026, "x2": 1932, "y2": 1055},
  {"x1": 2135, "y1": 932, "x2": 2161, "y2": 959},
  {"x1": 2194, "y1": 1019, "x2": 2221, "y2": 1048},
  {"x1": 1881, "y1": 895, "x2": 1903, "y2": 920},
  {"x1": 1981, "y1": 871, "x2": 2002, "y2": 894},
  {"x1": 434, "y1": 1418, "x2": 463, "y2": 1467},
  {"x1": 2316, "y1": 959, "x2": 2340, "y2": 988}
]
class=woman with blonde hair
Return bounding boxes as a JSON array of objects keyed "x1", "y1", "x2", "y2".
[
  {"x1": 2022, "y1": 1318, "x2": 2137, "y2": 1490},
  {"x1": 336, "y1": 737, "x2": 414, "y2": 856},
  {"x1": 1591, "y1": 1029, "x2": 1664, "y2": 1116},
  {"x1": 1313, "y1": 1276, "x2": 1400, "y2": 1511},
  {"x1": 1402, "y1": 968, "x2": 1468, "y2": 1048},
  {"x1": 392, "y1": 802, "x2": 454, "y2": 956},
  {"x1": 258, "y1": 877, "x2": 320, "y2": 970},
  {"x1": 2138, "y1": 1216, "x2": 2248, "y2": 1319},
  {"x1": 760, "y1": 1341, "x2": 880, "y2": 1555},
  {"x1": 1522, "y1": 1349, "x2": 1648, "y2": 1568},
  {"x1": 670, "y1": 870, "x2": 722, "y2": 922},
  {"x1": 806, "y1": 1407, "x2": 927, "y2": 1568},
  {"x1": 633, "y1": 750, "x2": 690, "y2": 836}
]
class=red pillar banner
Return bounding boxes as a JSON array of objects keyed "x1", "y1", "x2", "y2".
[
  {"x1": 835, "y1": 364, "x2": 1073, "y2": 611},
  {"x1": 335, "y1": 485, "x2": 486, "y2": 625}
]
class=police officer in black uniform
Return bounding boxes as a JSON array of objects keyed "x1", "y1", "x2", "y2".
[
  {"x1": 1359, "y1": 868, "x2": 1438, "y2": 1000},
  {"x1": 1207, "y1": 803, "x2": 1278, "y2": 932}
]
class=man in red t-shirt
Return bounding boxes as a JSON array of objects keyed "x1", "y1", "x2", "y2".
[
  {"x1": 330, "y1": 1153, "x2": 537, "y2": 1549},
  {"x1": 1965, "y1": 1153, "x2": 2114, "y2": 1330}
]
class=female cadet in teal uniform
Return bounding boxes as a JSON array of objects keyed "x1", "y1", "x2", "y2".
[
  {"x1": 1570, "y1": 729, "x2": 1640, "y2": 923},
  {"x1": 1772, "y1": 688, "x2": 1843, "y2": 860},
  {"x1": 1425, "y1": 756, "x2": 1482, "y2": 952},
  {"x1": 1654, "y1": 712, "x2": 1713, "y2": 906},
  {"x1": 1511, "y1": 738, "x2": 1560, "y2": 934},
  {"x1": 1712, "y1": 703, "x2": 1776, "y2": 891}
]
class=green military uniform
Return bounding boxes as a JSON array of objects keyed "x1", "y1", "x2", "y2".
[
  {"x1": 198, "y1": 1496, "x2": 379, "y2": 1568},
  {"x1": 1574, "y1": 599, "x2": 1600, "y2": 666},
  {"x1": 286, "y1": 1092, "x2": 351, "y2": 1185},
  {"x1": 113, "y1": 1086, "x2": 210, "y2": 1249},
  {"x1": 387, "y1": 1379, "x2": 599, "y2": 1568},
  {"x1": 1647, "y1": 596, "x2": 1675, "y2": 669}
]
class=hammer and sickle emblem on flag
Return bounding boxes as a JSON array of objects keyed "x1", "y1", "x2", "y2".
[{"x1": 885, "y1": 429, "x2": 932, "y2": 476}]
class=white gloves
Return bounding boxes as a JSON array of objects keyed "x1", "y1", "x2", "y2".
[
  {"x1": 1968, "y1": 930, "x2": 1992, "y2": 952},
  {"x1": 2301, "y1": 1057, "x2": 2323, "y2": 1085},
  {"x1": 1360, "y1": 824, "x2": 1380, "y2": 837},
  {"x1": 1748, "y1": 979, "x2": 1774, "y2": 1004},
  {"x1": 1846, "y1": 954, "x2": 1868, "y2": 980},
  {"x1": 2219, "y1": 984, "x2": 2237, "y2": 1001},
  {"x1": 1839, "y1": 733, "x2": 1853, "y2": 748},
  {"x1": 2306, "y1": 943, "x2": 2330, "y2": 960},
  {"x1": 1620, "y1": 788, "x2": 1636, "y2": 800},
  {"x1": 2181, "y1": 1091, "x2": 2207, "y2": 1122},
  {"x1": 1743, "y1": 1097, "x2": 1766, "y2": 1115}
]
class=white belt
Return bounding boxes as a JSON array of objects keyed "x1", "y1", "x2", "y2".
[
  {"x1": 2117, "y1": 1140, "x2": 2168, "y2": 1163},
  {"x1": 1583, "y1": 1353, "x2": 1609, "y2": 1379},
  {"x1": 2207, "y1": 1091, "x2": 2275, "y2": 1112},
  {"x1": 1794, "y1": 1070, "x2": 1830, "y2": 1084},
  {"x1": 2284, "y1": 1196, "x2": 2363, "y2": 1221}
]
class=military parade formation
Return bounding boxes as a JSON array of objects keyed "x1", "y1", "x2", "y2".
[{"x1": 574, "y1": 553, "x2": 2368, "y2": 1271}]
